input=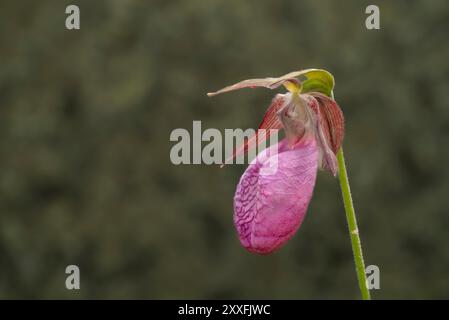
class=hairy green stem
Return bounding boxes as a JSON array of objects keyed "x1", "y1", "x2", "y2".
[{"x1": 337, "y1": 148, "x2": 371, "y2": 300}]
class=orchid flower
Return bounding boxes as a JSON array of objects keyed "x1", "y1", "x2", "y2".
[
  {"x1": 208, "y1": 69, "x2": 344, "y2": 254},
  {"x1": 208, "y1": 69, "x2": 371, "y2": 299}
]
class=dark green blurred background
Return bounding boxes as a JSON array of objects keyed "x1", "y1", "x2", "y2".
[{"x1": 1, "y1": 0, "x2": 448, "y2": 299}]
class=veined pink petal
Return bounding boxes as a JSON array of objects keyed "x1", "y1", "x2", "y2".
[{"x1": 233, "y1": 137, "x2": 318, "y2": 254}]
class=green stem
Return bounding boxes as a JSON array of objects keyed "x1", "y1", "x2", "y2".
[
  {"x1": 330, "y1": 90, "x2": 370, "y2": 299},
  {"x1": 337, "y1": 148, "x2": 371, "y2": 300}
]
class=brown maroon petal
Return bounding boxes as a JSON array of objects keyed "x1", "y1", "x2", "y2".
[
  {"x1": 222, "y1": 93, "x2": 288, "y2": 166},
  {"x1": 309, "y1": 92, "x2": 345, "y2": 154}
]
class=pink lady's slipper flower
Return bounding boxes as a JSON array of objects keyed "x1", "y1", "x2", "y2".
[{"x1": 208, "y1": 69, "x2": 344, "y2": 254}]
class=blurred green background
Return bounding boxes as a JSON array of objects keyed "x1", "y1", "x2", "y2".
[{"x1": 1, "y1": 0, "x2": 448, "y2": 299}]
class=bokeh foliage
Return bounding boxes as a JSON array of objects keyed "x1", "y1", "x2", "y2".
[{"x1": 0, "y1": 0, "x2": 448, "y2": 299}]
